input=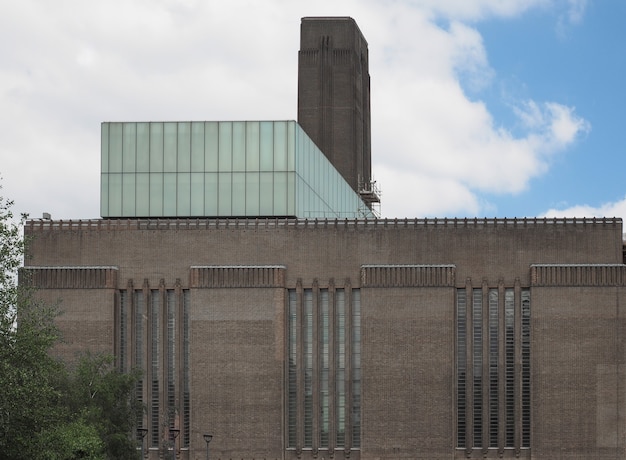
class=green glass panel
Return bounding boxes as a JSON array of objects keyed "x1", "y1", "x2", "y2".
[
  {"x1": 274, "y1": 172, "x2": 287, "y2": 215},
  {"x1": 150, "y1": 123, "x2": 164, "y2": 173},
  {"x1": 177, "y1": 122, "x2": 191, "y2": 173},
  {"x1": 190, "y1": 173, "x2": 204, "y2": 216},
  {"x1": 163, "y1": 123, "x2": 177, "y2": 172},
  {"x1": 232, "y1": 172, "x2": 245, "y2": 215},
  {"x1": 177, "y1": 173, "x2": 191, "y2": 216},
  {"x1": 100, "y1": 173, "x2": 109, "y2": 216},
  {"x1": 274, "y1": 121, "x2": 287, "y2": 171},
  {"x1": 218, "y1": 172, "x2": 231, "y2": 215},
  {"x1": 218, "y1": 122, "x2": 232, "y2": 172},
  {"x1": 287, "y1": 172, "x2": 295, "y2": 216},
  {"x1": 136, "y1": 173, "x2": 150, "y2": 216},
  {"x1": 163, "y1": 173, "x2": 176, "y2": 216},
  {"x1": 149, "y1": 173, "x2": 163, "y2": 216},
  {"x1": 204, "y1": 173, "x2": 218, "y2": 216},
  {"x1": 136, "y1": 123, "x2": 150, "y2": 172},
  {"x1": 109, "y1": 123, "x2": 123, "y2": 173},
  {"x1": 259, "y1": 122, "x2": 273, "y2": 171},
  {"x1": 108, "y1": 173, "x2": 122, "y2": 216},
  {"x1": 246, "y1": 122, "x2": 260, "y2": 171},
  {"x1": 232, "y1": 122, "x2": 246, "y2": 171},
  {"x1": 287, "y1": 121, "x2": 295, "y2": 171},
  {"x1": 245, "y1": 172, "x2": 259, "y2": 216},
  {"x1": 123, "y1": 123, "x2": 136, "y2": 173},
  {"x1": 101, "y1": 123, "x2": 109, "y2": 173},
  {"x1": 205, "y1": 122, "x2": 218, "y2": 172},
  {"x1": 191, "y1": 122, "x2": 205, "y2": 171},
  {"x1": 259, "y1": 172, "x2": 273, "y2": 215}
]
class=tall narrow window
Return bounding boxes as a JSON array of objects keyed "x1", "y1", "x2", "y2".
[
  {"x1": 119, "y1": 291, "x2": 128, "y2": 372},
  {"x1": 287, "y1": 286, "x2": 360, "y2": 452},
  {"x1": 150, "y1": 290, "x2": 160, "y2": 448},
  {"x1": 521, "y1": 290, "x2": 531, "y2": 448},
  {"x1": 135, "y1": 290, "x2": 144, "y2": 435},
  {"x1": 320, "y1": 289, "x2": 330, "y2": 447},
  {"x1": 287, "y1": 291, "x2": 298, "y2": 448},
  {"x1": 336, "y1": 289, "x2": 346, "y2": 448},
  {"x1": 456, "y1": 289, "x2": 467, "y2": 448},
  {"x1": 303, "y1": 290, "x2": 314, "y2": 448},
  {"x1": 183, "y1": 290, "x2": 191, "y2": 447},
  {"x1": 505, "y1": 289, "x2": 515, "y2": 448},
  {"x1": 167, "y1": 290, "x2": 176, "y2": 428},
  {"x1": 472, "y1": 289, "x2": 483, "y2": 447},
  {"x1": 488, "y1": 289, "x2": 498, "y2": 448},
  {"x1": 456, "y1": 285, "x2": 531, "y2": 451},
  {"x1": 351, "y1": 289, "x2": 361, "y2": 448}
]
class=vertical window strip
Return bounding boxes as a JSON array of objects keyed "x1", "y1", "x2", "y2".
[
  {"x1": 488, "y1": 289, "x2": 498, "y2": 447},
  {"x1": 167, "y1": 290, "x2": 176, "y2": 428},
  {"x1": 183, "y1": 290, "x2": 191, "y2": 447},
  {"x1": 151, "y1": 290, "x2": 160, "y2": 448},
  {"x1": 351, "y1": 289, "x2": 361, "y2": 448},
  {"x1": 304, "y1": 289, "x2": 314, "y2": 448},
  {"x1": 287, "y1": 290, "x2": 298, "y2": 448},
  {"x1": 320, "y1": 289, "x2": 330, "y2": 447},
  {"x1": 135, "y1": 291, "x2": 144, "y2": 436},
  {"x1": 472, "y1": 289, "x2": 483, "y2": 447},
  {"x1": 504, "y1": 289, "x2": 515, "y2": 448},
  {"x1": 120, "y1": 291, "x2": 127, "y2": 372},
  {"x1": 456, "y1": 289, "x2": 467, "y2": 448},
  {"x1": 336, "y1": 289, "x2": 346, "y2": 448},
  {"x1": 521, "y1": 289, "x2": 531, "y2": 448}
]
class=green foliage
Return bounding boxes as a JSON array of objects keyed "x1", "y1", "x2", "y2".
[{"x1": 0, "y1": 185, "x2": 142, "y2": 459}]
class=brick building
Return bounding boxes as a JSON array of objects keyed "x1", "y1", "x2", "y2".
[{"x1": 24, "y1": 17, "x2": 626, "y2": 460}]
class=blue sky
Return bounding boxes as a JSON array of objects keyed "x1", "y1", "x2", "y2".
[{"x1": 1, "y1": 0, "x2": 624, "y2": 220}]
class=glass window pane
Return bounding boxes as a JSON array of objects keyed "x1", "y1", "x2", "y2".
[
  {"x1": 204, "y1": 173, "x2": 218, "y2": 216},
  {"x1": 205, "y1": 122, "x2": 218, "y2": 172},
  {"x1": 246, "y1": 121, "x2": 260, "y2": 171},
  {"x1": 274, "y1": 121, "x2": 287, "y2": 170},
  {"x1": 101, "y1": 123, "x2": 109, "y2": 173},
  {"x1": 190, "y1": 172, "x2": 204, "y2": 216},
  {"x1": 245, "y1": 172, "x2": 259, "y2": 216},
  {"x1": 259, "y1": 172, "x2": 273, "y2": 215},
  {"x1": 109, "y1": 123, "x2": 123, "y2": 173},
  {"x1": 232, "y1": 122, "x2": 246, "y2": 171},
  {"x1": 123, "y1": 123, "x2": 136, "y2": 173},
  {"x1": 274, "y1": 172, "x2": 287, "y2": 215},
  {"x1": 136, "y1": 173, "x2": 149, "y2": 216},
  {"x1": 260, "y1": 121, "x2": 273, "y2": 171},
  {"x1": 177, "y1": 122, "x2": 191, "y2": 173},
  {"x1": 177, "y1": 173, "x2": 191, "y2": 216},
  {"x1": 137, "y1": 123, "x2": 150, "y2": 172},
  {"x1": 218, "y1": 172, "x2": 231, "y2": 215},
  {"x1": 163, "y1": 173, "x2": 176, "y2": 216},
  {"x1": 149, "y1": 173, "x2": 163, "y2": 216},
  {"x1": 150, "y1": 123, "x2": 164, "y2": 173},
  {"x1": 218, "y1": 122, "x2": 232, "y2": 172},
  {"x1": 191, "y1": 122, "x2": 205, "y2": 171},
  {"x1": 164, "y1": 123, "x2": 177, "y2": 172},
  {"x1": 108, "y1": 173, "x2": 122, "y2": 216},
  {"x1": 100, "y1": 173, "x2": 109, "y2": 216},
  {"x1": 232, "y1": 172, "x2": 245, "y2": 215},
  {"x1": 287, "y1": 121, "x2": 295, "y2": 171}
]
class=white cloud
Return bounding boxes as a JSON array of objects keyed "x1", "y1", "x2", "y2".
[
  {"x1": 542, "y1": 196, "x2": 626, "y2": 220},
  {"x1": 0, "y1": 0, "x2": 591, "y2": 220}
]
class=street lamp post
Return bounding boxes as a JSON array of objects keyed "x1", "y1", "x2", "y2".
[
  {"x1": 137, "y1": 428, "x2": 148, "y2": 459},
  {"x1": 169, "y1": 428, "x2": 180, "y2": 460},
  {"x1": 203, "y1": 434, "x2": 213, "y2": 460}
]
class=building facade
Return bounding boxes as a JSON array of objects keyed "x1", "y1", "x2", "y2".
[{"x1": 23, "y1": 16, "x2": 626, "y2": 460}]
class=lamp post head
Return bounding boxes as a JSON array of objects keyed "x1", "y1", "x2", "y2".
[
  {"x1": 137, "y1": 428, "x2": 148, "y2": 439},
  {"x1": 203, "y1": 434, "x2": 213, "y2": 444}
]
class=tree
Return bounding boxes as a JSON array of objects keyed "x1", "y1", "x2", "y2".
[
  {"x1": 0, "y1": 185, "x2": 142, "y2": 459},
  {"x1": 0, "y1": 186, "x2": 65, "y2": 458}
]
